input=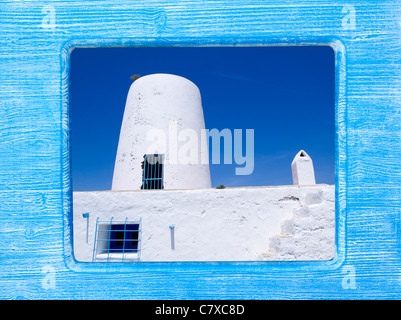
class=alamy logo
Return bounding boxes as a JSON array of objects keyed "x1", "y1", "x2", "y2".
[
  {"x1": 341, "y1": 265, "x2": 356, "y2": 289},
  {"x1": 145, "y1": 120, "x2": 254, "y2": 175},
  {"x1": 341, "y1": 5, "x2": 356, "y2": 30},
  {"x1": 41, "y1": 265, "x2": 56, "y2": 290},
  {"x1": 41, "y1": 5, "x2": 56, "y2": 31}
]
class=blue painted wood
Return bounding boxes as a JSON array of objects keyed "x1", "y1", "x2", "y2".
[{"x1": 0, "y1": 0, "x2": 400, "y2": 299}]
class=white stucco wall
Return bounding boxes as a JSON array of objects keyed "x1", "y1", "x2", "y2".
[
  {"x1": 112, "y1": 73, "x2": 211, "y2": 191},
  {"x1": 73, "y1": 184, "x2": 335, "y2": 262}
]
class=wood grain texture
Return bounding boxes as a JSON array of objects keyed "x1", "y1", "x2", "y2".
[{"x1": 0, "y1": 0, "x2": 400, "y2": 299}]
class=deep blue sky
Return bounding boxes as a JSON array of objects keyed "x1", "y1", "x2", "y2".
[{"x1": 70, "y1": 46, "x2": 335, "y2": 191}]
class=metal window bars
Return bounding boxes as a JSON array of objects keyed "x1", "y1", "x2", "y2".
[
  {"x1": 92, "y1": 217, "x2": 142, "y2": 262},
  {"x1": 141, "y1": 154, "x2": 164, "y2": 190}
]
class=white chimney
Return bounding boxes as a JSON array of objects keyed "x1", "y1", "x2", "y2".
[{"x1": 291, "y1": 150, "x2": 316, "y2": 185}]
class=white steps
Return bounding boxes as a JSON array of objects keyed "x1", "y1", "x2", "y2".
[{"x1": 264, "y1": 190, "x2": 335, "y2": 261}]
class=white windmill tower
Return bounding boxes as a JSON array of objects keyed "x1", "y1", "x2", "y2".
[{"x1": 112, "y1": 73, "x2": 211, "y2": 191}]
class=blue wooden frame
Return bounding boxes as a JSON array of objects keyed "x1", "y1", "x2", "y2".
[{"x1": 0, "y1": 1, "x2": 400, "y2": 299}]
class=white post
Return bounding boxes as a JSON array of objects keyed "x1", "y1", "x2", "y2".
[
  {"x1": 82, "y1": 212, "x2": 89, "y2": 243},
  {"x1": 291, "y1": 150, "x2": 316, "y2": 185}
]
